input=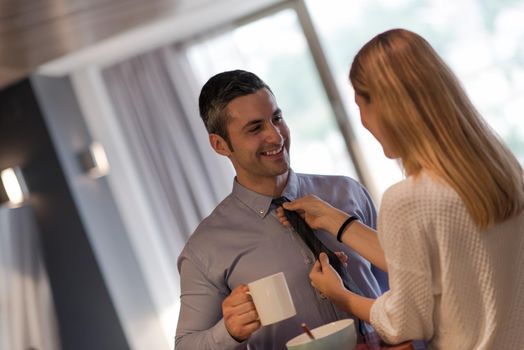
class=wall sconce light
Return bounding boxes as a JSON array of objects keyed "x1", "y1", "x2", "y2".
[
  {"x1": 0, "y1": 167, "x2": 29, "y2": 207},
  {"x1": 78, "y1": 142, "x2": 110, "y2": 179}
]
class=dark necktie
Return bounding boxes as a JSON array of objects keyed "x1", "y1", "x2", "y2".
[
  {"x1": 272, "y1": 196, "x2": 367, "y2": 334},
  {"x1": 272, "y1": 196, "x2": 363, "y2": 294}
]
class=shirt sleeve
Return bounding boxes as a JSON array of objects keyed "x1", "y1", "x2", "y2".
[
  {"x1": 358, "y1": 182, "x2": 378, "y2": 230},
  {"x1": 175, "y1": 247, "x2": 246, "y2": 350},
  {"x1": 370, "y1": 184, "x2": 435, "y2": 344}
]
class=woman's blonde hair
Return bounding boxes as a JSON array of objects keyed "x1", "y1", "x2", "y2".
[{"x1": 350, "y1": 28, "x2": 524, "y2": 228}]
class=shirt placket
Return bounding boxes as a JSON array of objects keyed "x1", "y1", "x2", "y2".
[{"x1": 270, "y1": 211, "x2": 331, "y2": 304}]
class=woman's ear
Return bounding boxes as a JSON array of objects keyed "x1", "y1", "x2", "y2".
[{"x1": 209, "y1": 133, "x2": 232, "y2": 156}]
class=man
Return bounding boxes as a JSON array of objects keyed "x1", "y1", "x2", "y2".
[{"x1": 176, "y1": 70, "x2": 386, "y2": 349}]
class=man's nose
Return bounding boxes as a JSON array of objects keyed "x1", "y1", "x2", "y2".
[{"x1": 264, "y1": 123, "x2": 283, "y2": 143}]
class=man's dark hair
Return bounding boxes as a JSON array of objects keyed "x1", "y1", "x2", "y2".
[{"x1": 198, "y1": 70, "x2": 272, "y2": 147}]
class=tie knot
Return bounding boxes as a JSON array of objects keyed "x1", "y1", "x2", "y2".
[{"x1": 271, "y1": 196, "x2": 290, "y2": 207}]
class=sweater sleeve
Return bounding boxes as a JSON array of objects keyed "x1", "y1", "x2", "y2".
[{"x1": 370, "y1": 181, "x2": 435, "y2": 344}]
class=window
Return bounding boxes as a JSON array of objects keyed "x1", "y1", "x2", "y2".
[
  {"x1": 184, "y1": 7, "x2": 360, "y2": 181},
  {"x1": 182, "y1": 0, "x2": 524, "y2": 201},
  {"x1": 306, "y1": 0, "x2": 524, "y2": 195}
]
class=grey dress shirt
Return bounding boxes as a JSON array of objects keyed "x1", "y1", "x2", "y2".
[{"x1": 176, "y1": 170, "x2": 387, "y2": 350}]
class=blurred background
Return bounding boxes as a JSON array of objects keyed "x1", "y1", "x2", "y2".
[{"x1": 1, "y1": 0, "x2": 523, "y2": 349}]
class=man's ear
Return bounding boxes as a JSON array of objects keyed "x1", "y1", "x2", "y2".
[{"x1": 209, "y1": 133, "x2": 232, "y2": 156}]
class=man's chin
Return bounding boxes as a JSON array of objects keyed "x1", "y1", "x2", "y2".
[
  {"x1": 271, "y1": 164, "x2": 290, "y2": 177},
  {"x1": 257, "y1": 156, "x2": 290, "y2": 176}
]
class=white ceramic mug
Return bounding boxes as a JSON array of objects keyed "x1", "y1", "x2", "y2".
[
  {"x1": 286, "y1": 319, "x2": 357, "y2": 350},
  {"x1": 247, "y1": 272, "x2": 297, "y2": 326}
]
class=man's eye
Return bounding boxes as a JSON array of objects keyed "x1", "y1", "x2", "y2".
[
  {"x1": 273, "y1": 115, "x2": 283, "y2": 123},
  {"x1": 249, "y1": 125, "x2": 261, "y2": 133}
]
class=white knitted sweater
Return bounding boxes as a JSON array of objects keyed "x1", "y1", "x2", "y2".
[{"x1": 370, "y1": 172, "x2": 524, "y2": 349}]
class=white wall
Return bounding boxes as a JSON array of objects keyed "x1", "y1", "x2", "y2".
[{"x1": 32, "y1": 75, "x2": 170, "y2": 350}]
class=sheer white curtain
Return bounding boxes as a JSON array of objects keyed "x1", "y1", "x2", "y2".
[
  {"x1": 84, "y1": 48, "x2": 234, "y2": 341},
  {"x1": 102, "y1": 47, "x2": 233, "y2": 245},
  {"x1": 0, "y1": 205, "x2": 61, "y2": 350}
]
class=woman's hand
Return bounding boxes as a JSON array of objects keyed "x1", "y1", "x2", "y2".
[
  {"x1": 276, "y1": 195, "x2": 388, "y2": 272},
  {"x1": 275, "y1": 195, "x2": 349, "y2": 235},
  {"x1": 309, "y1": 252, "x2": 348, "y2": 304},
  {"x1": 311, "y1": 253, "x2": 375, "y2": 322}
]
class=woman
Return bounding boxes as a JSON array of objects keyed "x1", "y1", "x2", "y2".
[{"x1": 278, "y1": 29, "x2": 524, "y2": 349}]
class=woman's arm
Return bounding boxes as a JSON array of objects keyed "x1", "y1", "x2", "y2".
[{"x1": 340, "y1": 220, "x2": 387, "y2": 272}]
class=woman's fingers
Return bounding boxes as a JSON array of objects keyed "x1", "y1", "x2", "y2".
[
  {"x1": 318, "y1": 252, "x2": 330, "y2": 267},
  {"x1": 282, "y1": 195, "x2": 321, "y2": 212},
  {"x1": 312, "y1": 258, "x2": 322, "y2": 273}
]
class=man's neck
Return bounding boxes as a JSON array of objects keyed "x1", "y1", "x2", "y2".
[{"x1": 236, "y1": 171, "x2": 289, "y2": 197}]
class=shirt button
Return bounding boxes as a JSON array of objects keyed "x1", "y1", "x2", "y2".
[{"x1": 259, "y1": 210, "x2": 264, "y2": 214}]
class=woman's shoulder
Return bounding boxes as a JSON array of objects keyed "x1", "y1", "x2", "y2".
[{"x1": 382, "y1": 171, "x2": 460, "y2": 213}]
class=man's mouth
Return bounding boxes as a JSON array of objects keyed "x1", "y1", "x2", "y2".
[{"x1": 260, "y1": 145, "x2": 284, "y2": 156}]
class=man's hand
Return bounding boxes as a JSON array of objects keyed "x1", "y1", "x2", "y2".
[
  {"x1": 334, "y1": 251, "x2": 349, "y2": 267},
  {"x1": 222, "y1": 284, "x2": 261, "y2": 342}
]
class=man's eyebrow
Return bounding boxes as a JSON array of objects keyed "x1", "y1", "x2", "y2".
[{"x1": 273, "y1": 108, "x2": 282, "y2": 116}]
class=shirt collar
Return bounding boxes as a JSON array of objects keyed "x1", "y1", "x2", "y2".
[{"x1": 232, "y1": 169, "x2": 300, "y2": 218}]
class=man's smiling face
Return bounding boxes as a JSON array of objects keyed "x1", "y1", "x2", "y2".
[{"x1": 220, "y1": 88, "x2": 291, "y2": 187}]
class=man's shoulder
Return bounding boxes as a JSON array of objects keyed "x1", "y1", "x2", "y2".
[
  {"x1": 180, "y1": 194, "x2": 239, "y2": 262},
  {"x1": 189, "y1": 194, "x2": 237, "y2": 238},
  {"x1": 295, "y1": 172, "x2": 369, "y2": 202},
  {"x1": 185, "y1": 190, "x2": 258, "y2": 248},
  {"x1": 295, "y1": 172, "x2": 363, "y2": 190},
  {"x1": 295, "y1": 172, "x2": 375, "y2": 225}
]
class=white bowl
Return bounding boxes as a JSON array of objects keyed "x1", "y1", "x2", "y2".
[{"x1": 286, "y1": 319, "x2": 357, "y2": 350}]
